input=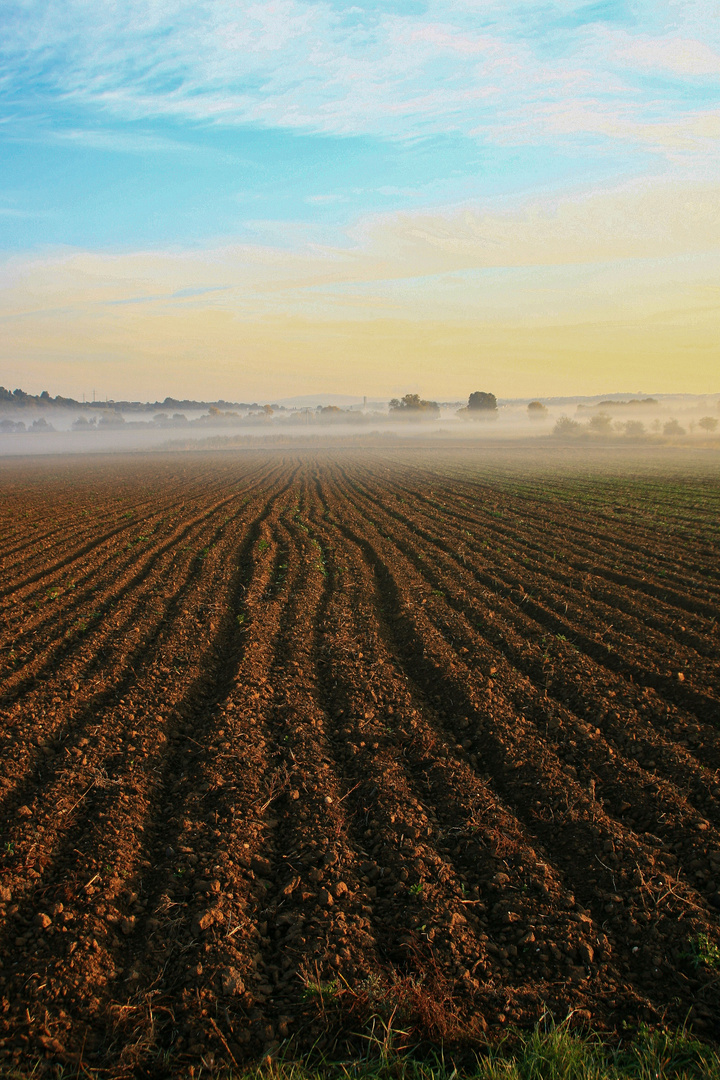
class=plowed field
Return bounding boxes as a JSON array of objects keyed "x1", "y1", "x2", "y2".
[{"x1": 1, "y1": 448, "x2": 719, "y2": 1072}]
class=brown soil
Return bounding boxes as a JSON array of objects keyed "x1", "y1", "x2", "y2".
[{"x1": 0, "y1": 447, "x2": 719, "y2": 1073}]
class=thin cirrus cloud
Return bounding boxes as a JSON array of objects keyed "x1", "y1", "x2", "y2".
[
  {"x1": 1, "y1": 1, "x2": 719, "y2": 398},
  {"x1": 1, "y1": 0, "x2": 718, "y2": 150},
  {"x1": 45, "y1": 129, "x2": 209, "y2": 154},
  {"x1": 611, "y1": 33, "x2": 720, "y2": 77},
  {"x1": 4, "y1": 176, "x2": 720, "y2": 316}
]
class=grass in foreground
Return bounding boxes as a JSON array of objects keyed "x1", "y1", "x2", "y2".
[
  {"x1": 244, "y1": 1023, "x2": 719, "y2": 1080},
  {"x1": 1, "y1": 1019, "x2": 718, "y2": 1079}
]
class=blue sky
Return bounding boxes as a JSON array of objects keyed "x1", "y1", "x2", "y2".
[{"x1": 1, "y1": 0, "x2": 719, "y2": 399}]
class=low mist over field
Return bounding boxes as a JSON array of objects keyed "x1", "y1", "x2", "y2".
[{"x1": 1, "y1": 384, "x2": 719, "y2": 455}]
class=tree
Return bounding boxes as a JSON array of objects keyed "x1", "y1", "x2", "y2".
[
  {"x1": 71, "y1": 415, "x2": 97, "y2": 430},
  {"x1": 587, "y1": 413, "x2": 612, "y2": 435},
  {"x1": 98, "y1": 410, "x2": 125, "y2": 428},
  {"x1": 388, "y1": 394, "x2": 440, "y2": 419},
  {"x1": 553, "y1": 415, "x2": 581, "y2": 437},
  {"x1": 527, "y1": 400, "x2": 548, "y2": 419},
  {"x1": 30, "y1": 417, "x2": 55, "y2": 433},
  {"x1": 457, "y1": 390, "x2": 497, "y2": 419},
  {"x1": 663, "y1": 419, "x2": 686, "y2": 436},
  {"x1": 467, "y1": 391, "x2": 497, "y2": 412},
  {"x1": 698, "y1": 416, "x2": 718, "y2": 432}
]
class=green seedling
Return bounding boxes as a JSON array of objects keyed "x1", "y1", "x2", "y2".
[
  {"x1": 303, "y1": 979, "x2": 339, "y2": 1002},
  {"x1": 688, "y1": 932, "x2": 720, "y2": 969}
]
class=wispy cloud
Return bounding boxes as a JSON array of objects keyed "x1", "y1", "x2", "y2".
[
  {"x1": 42, "y1": 128, "x2": 209, "y2": 154},
  {"x1": 0, "y1": 207, "x2": 44, "y2": 218},
  {"x1": 1, "y1": 0, "x2": 718, "y2": 159},
  {"x1": 3, "y1": 174, "x2": 719, "y2": 314},
  {"x1": 614, "y1": 34, "x2": 720, "y2": 77}
]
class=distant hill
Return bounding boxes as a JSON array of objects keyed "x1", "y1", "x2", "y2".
[
  {"x1": 274, "y1": 393, "x2": 367, "y2": 408},
  {"x1": 0, "y1": 387, "x2": 265, "y2": 412}
]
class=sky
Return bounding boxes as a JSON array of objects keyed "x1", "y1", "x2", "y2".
[{"x1": 1, "y1": 0, "x2": 719, "y2": 402}]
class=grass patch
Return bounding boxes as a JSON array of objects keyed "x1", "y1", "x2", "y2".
[
  {"x1": 3, "y1": 1018, "x2": 718, "y2": 1080},
  {"x1": 247, "y1": 1022, "x2": 719, "y2": 1080},
  {"x1": 687, "y1": 932, "x2": 720, "y2": 970}
]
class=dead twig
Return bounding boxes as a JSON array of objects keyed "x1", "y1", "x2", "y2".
[
  {"x1": 209, "y1": 1016, "x2": 238, "y2": 1066},
  {"x1": 62, "y1": 781, "x2": 96, "y2": 818}
]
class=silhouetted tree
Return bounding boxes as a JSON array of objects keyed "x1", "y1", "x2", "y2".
[
  {"x1": 457, "y1": 390, "x2": 497, "y2": 419},
  {"x1": 30, "y1": 418, "x2": 55, "y2": 433},
  {"x1": 389, "y1": 394, "x2": 440, "y2": 419},
  {"x1": 527, "y1": 400, "x2": 548, "y2": 419},
  {"x1": 468, "y1": 391, "x2": 497, "y2": 412}
]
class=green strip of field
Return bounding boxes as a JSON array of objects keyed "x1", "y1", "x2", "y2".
[
  {"x1": 0, "y1": 1020, "x2": 719, "y2": 1078},
  {"x1": 242, "y1": 1024, "x2": 719, "y2": 1080}
]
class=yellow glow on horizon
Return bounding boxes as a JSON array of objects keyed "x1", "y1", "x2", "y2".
[
  {"x1": 5, "y1": 306, "x2": 719, "y2": 401},
  {"x1": 2, "y1": 177, "x2": 719, "y2": 400}
]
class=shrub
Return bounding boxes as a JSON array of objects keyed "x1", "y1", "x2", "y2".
[
  {"x1": 553, "y1": 415, "x2": 581, "y2": 437},
  {"x1": 587, "y1": 413, "x2": 612, "y2": 435}
]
